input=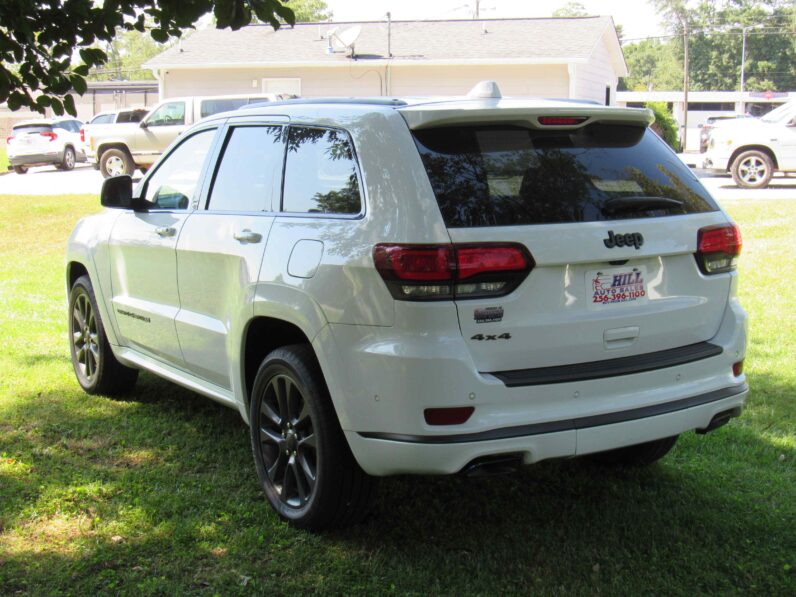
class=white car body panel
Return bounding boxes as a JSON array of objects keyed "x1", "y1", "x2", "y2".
[
  {"x1": 702, "y1": 101, "x2": 796, "y2": 172},
  {"x1": 67, "y1": 94, "x2": 749, "y2": 477}
]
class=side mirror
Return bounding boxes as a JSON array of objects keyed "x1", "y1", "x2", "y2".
[
  {"x1": 139, "y1": 120, "x2": 149, "y2": 129},
  {"x1": 100, "y1": 175, "x2": 134, "y2": 209}
]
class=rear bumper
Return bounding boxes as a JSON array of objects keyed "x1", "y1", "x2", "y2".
[
  {"x1": 316, "y1": 293, "x2": 748, "y2": 476},
  {"x1": 9, "y1": 151, "x2": 62, "y2": 167},
  {"x1": 346, "y1": 384, "x2": 747, "y2": 475}
]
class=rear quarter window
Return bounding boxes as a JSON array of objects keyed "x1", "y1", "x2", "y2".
[{"x1": 412, "y1": 124, "x2": 719, "y2": 227}]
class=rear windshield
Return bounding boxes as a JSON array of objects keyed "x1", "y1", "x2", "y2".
[
  {"x1": 12, "y1": 124, "x2": 52, "y2": 134},
  {"x1": 412, "y1": 124, "x2": 718, "y2": 227},
  {"x1": 200, "y1": 97, "x2": 268, "y2": 119},
  {"x1": 117, "y1": 110, "x2": 146, "y2": 123}
]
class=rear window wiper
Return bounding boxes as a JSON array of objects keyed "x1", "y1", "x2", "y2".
[{"x1": 601, "y1": 196, "x2": 684, "y2": 214}]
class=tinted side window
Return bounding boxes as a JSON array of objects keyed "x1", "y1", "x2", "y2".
[
  {"x1": 282, "y1": 127, "x2": 361, "y2": 215},
  {"x1": 144, "y1": 129, "x2": 215, "y2": 209},
  {"x1": 413, "y1": 125, "x2": 718, "y2": 227},
  {"x1": 207, "y1": 126, "x2": 284, "y2": 212},
  {"x1": 117, "y1": 110, "x2": 145, "y2": 124},
  {"x1": 200, "y1": 98, "x2": 248, "y2": 118},
  {"x1": 147, "y1": 101, "x2": 185, "y2": 127}
]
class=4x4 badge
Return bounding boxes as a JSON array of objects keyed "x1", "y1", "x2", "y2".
[{"x1": 604, "y1": 230, "x2": 644, "y2": 250}]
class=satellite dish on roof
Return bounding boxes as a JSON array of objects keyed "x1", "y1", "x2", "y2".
[{"x1": 330, "y1": 25, "x2": 362, "y2": 52}]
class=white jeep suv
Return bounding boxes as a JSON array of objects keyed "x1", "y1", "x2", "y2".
[{"x1": 66, "y1": 84, "x2": 748, "y2": 529}]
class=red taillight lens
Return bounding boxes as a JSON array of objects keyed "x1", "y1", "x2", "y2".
[
  {"x1": 537, "y1": 116, "x2": 588, "y2": 126},
  {"x1": 373, "y1": 243, "x2": 533, "y2": 301},
  {"x1": 424, "y1": 406, "x2": 475, "y2": 426},
  {"x1": 733, "y1": 360, "x2": 744, "y2": 377},
  {"x1": 80, "y1": 128, "x2": 85, "y2": 143},
  {"x1": 696, "y1": 224, "x2": 742, "y2": 275},
  {"x1": 40, "y1": 131, "x2": 58, "y2": 141},
  {"x1": 5, "y1": 136, "x2": 13, "y2": 144}
]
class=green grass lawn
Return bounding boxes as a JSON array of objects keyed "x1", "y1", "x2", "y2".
[
  {"x1": 0, "y1": 195, "x2": 794, "y2": 595},
  {"x1": 0, "y1": 145, "x2": 8, "y2": 172}
]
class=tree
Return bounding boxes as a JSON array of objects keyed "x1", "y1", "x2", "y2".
[
  {"x1": 289, "y1": 0, "x2": 331, "y2": 22},
  {"x1": 0, "y1": 0, "x2": 295, "y2": 116},
  {"x1": 552, "y1": 2, "x2": 589, "y2": 18},
  {"x1": 650, "y1": 0, "x2": 796, "y2": 91},
  {"x1": 92, "y1": 30, "x2": 168, "y2": 81},
  {"x1": 621, "y1": 39, "x2": 683, "y2": 90}
]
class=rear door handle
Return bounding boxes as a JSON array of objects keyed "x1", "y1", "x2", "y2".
[
  {"x1": 233, "y1": 229, "x2": 262, "y2": 243},
  {"x1": 155, "y1": 226, "x2": 176, "y2": 237}
]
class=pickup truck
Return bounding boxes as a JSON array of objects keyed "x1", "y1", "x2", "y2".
[
  {"x1": 701, "y1": 100, "x2": 796, "y2": 188},
  {"x1": 87, "y1": 94, "x2": 285, "y2": 177}
]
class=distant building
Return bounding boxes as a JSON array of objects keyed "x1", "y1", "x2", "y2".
[
  {"x1": 617, "y1": 90, "x2": 794, "y2": 152},
  {"x1": 144, "y1": 17, "x2": 627, "y2": 105}
]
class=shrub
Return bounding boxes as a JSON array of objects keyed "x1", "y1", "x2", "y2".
[{"x1": 646, "y1": 102, "x2": 680, "y2": 152}]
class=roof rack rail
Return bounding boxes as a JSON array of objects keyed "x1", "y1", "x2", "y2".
[{"x1": 241, "y1": 97, "x2": 408, "y2": 110}]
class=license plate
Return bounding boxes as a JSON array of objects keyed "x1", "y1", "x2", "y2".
[{"x1": 587, "y1": 266, "x2": 648, "y2": 310}]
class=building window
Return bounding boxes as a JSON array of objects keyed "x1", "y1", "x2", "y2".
[
  {"x1": 262, "y1": 77, "x2": 302, "y2": 96},
  {"x1": 687, "y1": 102, "x2": 736, "y2": 112}
]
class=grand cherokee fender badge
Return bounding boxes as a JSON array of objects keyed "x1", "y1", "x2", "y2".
[{"x1": 604, "y1": 230, "x2": 644, "y2": 249}]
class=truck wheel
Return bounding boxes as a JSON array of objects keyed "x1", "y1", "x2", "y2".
[
  {"x1": 13, "y1": 166, "x2": 28, "y2": 175},
  {"x1": 587, "y1": 435, "x2": 678, "y2": 467},
  {"x1": 731, "y1": 150, "x2": 773, "y2": 189},
  {"x1": 58, "y1": 146, "x2": 76, "y2": 171},
  {"x1": 69, "y1": 275, "x2": 139, "y2": 395},
  {"x1": 100, "y1": 148, "x2": 133, "y2": 178},
  {"x1": 249, "y1": 344, "x2": 374, "y2": 530}
]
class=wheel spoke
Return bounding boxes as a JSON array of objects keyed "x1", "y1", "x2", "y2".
[
  {"x1": 296, "y1": 401, "x2": 312, "y2": 430},
  {"x1": 260, "y1": 401, "x2": 281, "y2": 426},
  {"x1": 285, "y1": 377, "x2": 299, "y2": 422},
  {"x1": 273, "y1": 377, "x2": 288, "y2": 421},
  {"x1": 266, "y1": 451, "x2": 286, "y2": 484},
  {"x1": 292, "y1": 459, "x2": 309, "y2": 503},
  {"x1": 298, "y1": 433, "x2": 316, "y2": 451},
  {"x1": 259, "y1": 425, "x2": 284, "y2": 446},
  {"x1": 297, "y1": 452, "x2": 317, "y2": 484}
]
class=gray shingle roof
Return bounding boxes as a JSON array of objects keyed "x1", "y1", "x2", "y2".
[{"x1": 145, "y1": 17, "x2": 616, "y2": 68}]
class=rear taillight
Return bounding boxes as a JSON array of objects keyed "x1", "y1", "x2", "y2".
[
  {"x1": 5, "y1": 136, "x2": 13, "y2": 144},
  {"x1": 696, "y1": 224, "x2": 742, "y2": 275},
  {"x1": 80, "y1": 128, "x2": 85, "y2": 143},
  {"x1": 40, "y1": 131, "x2": 58, "y2": 141},
  {"x1": 537, "y1": 116, "x2": 588, "y2": 126},
  {"x1": 373, "y1": 243, "x2": 533, "y2": 301},
  {"x1": 733, "y1": 360, "x2": 744, "y2": 377}
]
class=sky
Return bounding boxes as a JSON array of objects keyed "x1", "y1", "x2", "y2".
[{"x1": 323, "y1": 0, "x2": 667, "y2": 43}]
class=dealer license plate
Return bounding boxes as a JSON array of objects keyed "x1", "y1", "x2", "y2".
[{"x1": 587, "y1": 266, "x2": 648, "y2": 310}]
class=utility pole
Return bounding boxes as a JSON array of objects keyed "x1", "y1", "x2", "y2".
[
  {"x1": 681, "y1": 19, "x2": 689, "y2": 152},
  {"x1": 386, "y1": 12, "x2": 392, "y2": 57},
  {"x1": 474, "y1": 0, "x2": 480, "y2": 19},
  {"x1": 740, "y1": 24, "x2": 764, "y2": 113}
]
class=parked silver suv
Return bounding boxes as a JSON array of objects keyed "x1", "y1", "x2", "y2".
[{"x1": 67, "y1": 84, "x2": 748, "y2": 529}]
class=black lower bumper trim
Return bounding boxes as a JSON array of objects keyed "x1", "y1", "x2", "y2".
[
  {"x1": 358, "y1": 383, "x2": 748, "y2": 445},
  {"x1": 490, "y1": 342, "x2": 723, "y2": 387}
]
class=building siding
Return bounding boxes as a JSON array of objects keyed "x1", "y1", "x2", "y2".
[
  {"x1": 161, "y1": 63, "x2": 570, "y2": 100},
  {"x1": 571, "y1": 35, "x2": 617, "y2": 105}
]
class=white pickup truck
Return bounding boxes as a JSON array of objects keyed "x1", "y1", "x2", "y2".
[
  {"x1": 701, "y1": 100, "x2": 796, "y2": 188},
  {"x1": 87, "y1": 93, "x2": 286, "y2": 177}
]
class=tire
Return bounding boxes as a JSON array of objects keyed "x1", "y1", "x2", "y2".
[
  {"x1": 13, "y1": 166, "x2": 28, "y2": 175},
  {"x1": 587, "y1": 435, "x2": 679, "y2": 467},
  {"x1": 249, "y1": 344, "x2": 373, "y2": 530},
  {"x1": 100, "y1": 148, "x2": 133, "y2": 179},
  {"x1": 731, "y1": 150, "x2": 773, "y2": 189},
  {"x1": 58, "y1": 146, "x2": 76, "y2": 171},
  {"x1": 68, "y1": 275, "x2": 138, "y2": 395}
]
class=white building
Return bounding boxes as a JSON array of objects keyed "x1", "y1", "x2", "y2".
[{"x1": 144, "y1": 17, "x2": 627, "y2": 105}]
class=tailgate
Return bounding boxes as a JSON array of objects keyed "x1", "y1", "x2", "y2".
[{"x1": 409, "y1": 115, "x2": 733, "y2": 374}]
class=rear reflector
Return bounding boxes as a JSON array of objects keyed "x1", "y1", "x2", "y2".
[
  {"x1": 733, "y1": 360, "x2": 744, "y2": 377},
  {"x1": 537, "y1": 116, "x2": 588, "y2": 126},
  {"x1": 373, "y1": 243, "x2": 533, "y2": 301},
  {"x1": 424, "y1": 407, "x2": 475, "y2": 426},
  {"x1": 696, "y1": 224, "x2": 742, "y2": 274}
]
